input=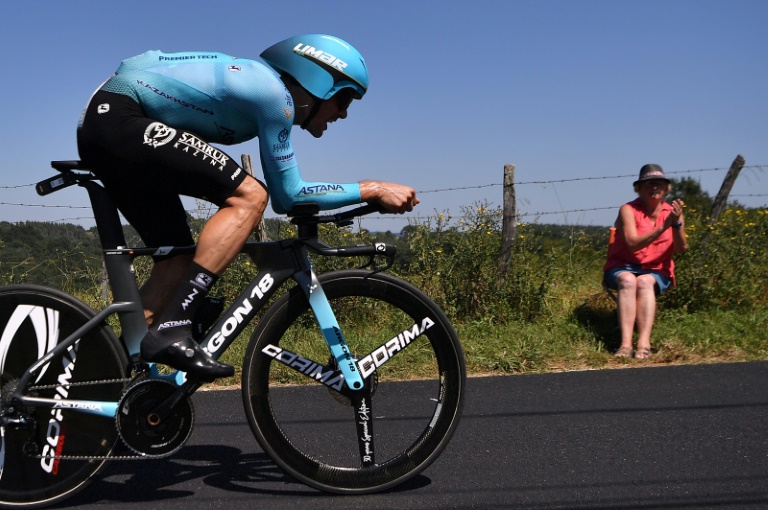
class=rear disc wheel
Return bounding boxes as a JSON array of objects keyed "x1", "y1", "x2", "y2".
[{"x1": 0, "y1": 285, "x2": 128, "y2": 508}]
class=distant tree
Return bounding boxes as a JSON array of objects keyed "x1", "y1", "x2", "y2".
[{"x1": 0, "y1": 221, "x2": 103, "y2": 288}]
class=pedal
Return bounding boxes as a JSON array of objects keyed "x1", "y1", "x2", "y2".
[{"x1": 128, "y1": 352, "x2": 151, "y2": 377}]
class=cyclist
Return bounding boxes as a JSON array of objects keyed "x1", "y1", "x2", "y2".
[{"x1": 77, "y1": 34, "x2": 419, "y2": 381}]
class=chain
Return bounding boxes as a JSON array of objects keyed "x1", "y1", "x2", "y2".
[
  {"x1": 26, "y1": 378, "x2": 140, "y2": 460},
  {"x1": 28, "y1": 378, "x2": 133, "y2": 392},
  {"x1": 22, "y1": 376, "x2": 179, "y2": 462},
  {"x1": 33, "y1": 451, "x2": 169, "y2": 461}
]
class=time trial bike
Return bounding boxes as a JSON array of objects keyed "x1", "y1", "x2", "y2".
[{"x1": 0, "y1": 161, "x2": 466, "y2": 508}]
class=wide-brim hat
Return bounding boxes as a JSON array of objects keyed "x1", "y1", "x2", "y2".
[{"x1": 633, "y1": 164, "x2": 670, "y2": 186}]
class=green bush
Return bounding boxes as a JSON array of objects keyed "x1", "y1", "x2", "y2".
[
  {"x1": 2, "y1": 198, "x2": 766, "y2": 379},
  {"x1": 669, "y1": 207, "x2": 768, "y2": 311}
]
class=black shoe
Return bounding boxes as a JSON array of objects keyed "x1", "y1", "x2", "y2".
[{"x1": 142, "y1": 337, "x2": 234, "y2": 382}]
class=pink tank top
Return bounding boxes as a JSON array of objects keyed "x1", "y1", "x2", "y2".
[{"x1": 604, "y1": 198, "x2": 676, "y2": 284}]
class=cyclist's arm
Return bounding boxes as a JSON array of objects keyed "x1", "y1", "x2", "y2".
[
  {"x1": 246, "y1": 72, "x2": 417, "y2": 214},
  {"x1": 260, "y1": 157, "x2": 363, "y2": 214},
  {"x1": 253, "y1": 83, "x2": 362, "y2": 214}
]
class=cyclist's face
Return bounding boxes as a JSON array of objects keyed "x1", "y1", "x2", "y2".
[{"x1": 305, "y1": 90, "x2": 355, "y2": 138}]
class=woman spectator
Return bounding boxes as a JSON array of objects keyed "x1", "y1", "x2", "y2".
[{"x1": 604, "y1": 164, "x2": 688, "y2": 359}]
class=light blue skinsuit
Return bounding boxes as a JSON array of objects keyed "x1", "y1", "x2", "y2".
[{"x1": 99, "y1": 50, "x2": 362, "y2": 214}]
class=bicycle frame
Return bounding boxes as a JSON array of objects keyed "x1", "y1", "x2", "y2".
[
  {"x1": 11, "y1": 167, "x2": 396, "y2": 421},
  {"x1": 198, "y1": 239, "x2": 370, "y2": 391}
]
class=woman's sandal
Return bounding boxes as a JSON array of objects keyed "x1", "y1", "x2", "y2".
[
  {"x1": 614, "y1": 346, "x2": 633, "y2": 358},
  {"x1": 634, "y1": 347, "x2": 653, "y2": 360}
]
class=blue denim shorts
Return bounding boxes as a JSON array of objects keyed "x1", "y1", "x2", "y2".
[{"x1": 604, "y1": 265, "x2": 672, "y2": 295}]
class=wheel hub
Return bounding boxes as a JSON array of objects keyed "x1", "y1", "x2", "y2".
[
  {"x1": 0, "y1": 379, "x2": 36, "y2": 430},
  {"x1": 327, "y1": 355, "x2": 378, "y2": 405}
]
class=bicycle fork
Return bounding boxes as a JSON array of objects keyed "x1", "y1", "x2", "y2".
[
  {"x1": 289, "y1": 266, "x2": 376, "y2": 466},
  {"x1": 292, "y1": 268, "x2": 365, "y2": 391}
]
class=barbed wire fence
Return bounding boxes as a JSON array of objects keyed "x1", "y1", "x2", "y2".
[{"x1": 1, "y1": 162, "x2": 765, "y2": 226}]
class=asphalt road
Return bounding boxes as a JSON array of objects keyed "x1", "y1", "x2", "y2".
[{"x1": 53, "y1": 361, "x2": 768, "y2": 510}]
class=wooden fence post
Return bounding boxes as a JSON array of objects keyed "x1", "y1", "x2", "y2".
[
  {"x1": 101, "y1": 259, "x2": 109, "y2": 305},
  {"x1": 497, "y1": 164, "x2": 516, "y2": 284},
  {"x1": 241, "y1": 154, "x2": 269, "y2": 242},
  {"x1": 700, "y1": 154, "x2": 745, "y2": 254},
  {"x1": 709, "y1": 154, "x2": 746, "y2": 223}
]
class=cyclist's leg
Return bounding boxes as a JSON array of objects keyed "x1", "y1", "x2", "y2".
[
  {"x1": 78, "y1": 91, "x2": 267, "y2": 379},
  {"x1": 82, "y1": 163, "x2": 197, "y2": 328},
  {"x1": 139, "y1": 178, "x2": 268, "y2": 327},
  {"x1": 140, "y1": 254, "x2": 194, "y2": 326},
  {"x1": 194, "y1": 177, "x2": 268, "y2": 274},
  {"x1": 79, "y1": 92, "x2": 200, "y2": 328},
  {"x1": 79, "y1": 91, "x2": 269, "y2": 313}
]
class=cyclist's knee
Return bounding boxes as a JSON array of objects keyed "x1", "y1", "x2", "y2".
[{"x1": 227, "y1": 177, "x2": 269, "y2": 217}]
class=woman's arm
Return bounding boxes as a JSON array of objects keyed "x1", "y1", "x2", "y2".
[
  {"x1": 619, "y1": 200, "x2": 685, "y2": 251},
  {"x1": 618, "y1": 204, "x2": 667, "y2": 251},
  {"x1": 671, "y1": 214, "x2": 688, "y2": 254}
]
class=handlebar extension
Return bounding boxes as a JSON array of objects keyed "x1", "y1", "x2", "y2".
[{"x1": 289, "y1": 203, "x2": 385, "y2": 228}]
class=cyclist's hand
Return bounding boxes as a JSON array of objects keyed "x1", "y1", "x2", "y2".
[{"x1": 359, "y1": 180, "x2": 420, "y2": 214}]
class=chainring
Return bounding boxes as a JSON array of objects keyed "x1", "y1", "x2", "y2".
[{"x1": 116, "y1": 379, "x2": 194, "y2": 457}]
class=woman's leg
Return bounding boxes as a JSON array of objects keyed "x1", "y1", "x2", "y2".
[
  {"x1": 634, "y1": 274, "x2": 658, "y2": 357},
  {"x1": 615, "y1": 272, "x2": 639, "y2": 352}
]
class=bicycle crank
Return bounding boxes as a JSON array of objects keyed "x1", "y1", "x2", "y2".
[{"x1": 116, "y1": 379, "x2": 194, "y2": 457}]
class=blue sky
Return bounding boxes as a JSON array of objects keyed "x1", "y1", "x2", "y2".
[{"x1": 1, "y1": 0, "x2": 766, "y2": 233}]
